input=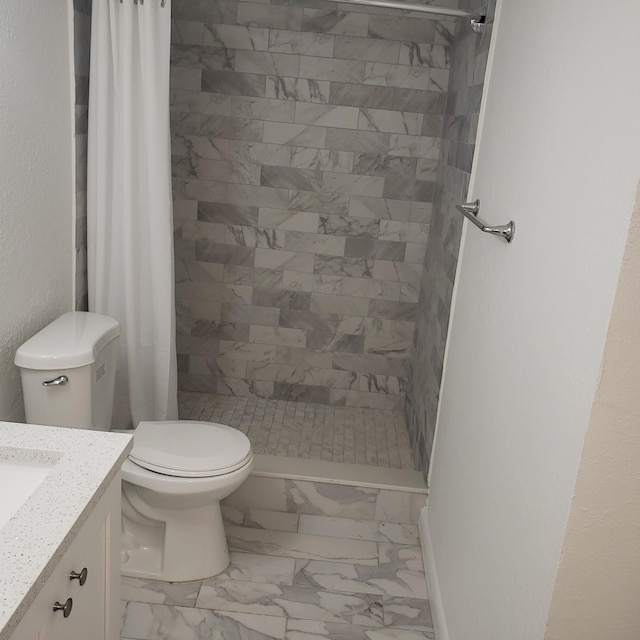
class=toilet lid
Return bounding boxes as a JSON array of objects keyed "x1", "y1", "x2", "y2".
[{"x1": 129, "y1": 421, "x2": 252, "y2": 478}]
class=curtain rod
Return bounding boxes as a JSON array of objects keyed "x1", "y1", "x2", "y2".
[{"x1": 335, "y1": 0, "x2": 486, "y2": 32}]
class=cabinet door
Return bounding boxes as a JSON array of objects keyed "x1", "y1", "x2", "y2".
[{"x1": 10, "y1": 478, "x2": 120, "y2": 640}]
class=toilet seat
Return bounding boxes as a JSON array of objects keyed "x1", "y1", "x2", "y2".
[{"x1": 129, "y1": 420, "x2": 252, "y2": 478}]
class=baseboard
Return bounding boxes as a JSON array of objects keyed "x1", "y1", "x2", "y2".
[{"x1": 419, "y1": 506, "x2": 449, "y2": 640}]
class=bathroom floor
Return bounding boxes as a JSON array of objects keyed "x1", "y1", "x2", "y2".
[
  {"x1": 178, "y1": 392, "x2": 416, "y2": 471},
  {"x1": 120, "y1": 509, "x2": 432, "y2": 639}
]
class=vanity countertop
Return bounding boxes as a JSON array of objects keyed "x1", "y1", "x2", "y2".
[{"x1": 0, "y1": 422, "x2": 132, "y2": 640}]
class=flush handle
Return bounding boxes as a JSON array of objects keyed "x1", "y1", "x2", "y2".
[{"x1": 42, "y1": 375, "x2": 68, "y2": 387}]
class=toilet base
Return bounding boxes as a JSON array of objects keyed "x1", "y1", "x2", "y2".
[{"x1": 121, "y1": 483, "x2": 230, "y2": 582}]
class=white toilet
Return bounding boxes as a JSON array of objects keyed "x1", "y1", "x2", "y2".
[{"x1": 15, "y1": 311, "x2": 253, "y2": 582}]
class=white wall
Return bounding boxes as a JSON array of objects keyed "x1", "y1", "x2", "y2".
[
  {"x1": 0, "y1": 1, "x2": 74, "y2": 421},
  {"x1": 426, "y1": 0, "x2": 640, "y2": 638}
]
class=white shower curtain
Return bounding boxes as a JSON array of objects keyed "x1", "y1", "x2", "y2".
[{"x1": 87, "y1": 0, "x2": 178, "y2": 428}]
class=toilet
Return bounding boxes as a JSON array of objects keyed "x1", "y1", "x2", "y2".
[{"x1": 14, "y1": 311, "x2": 253, "y2": 582}]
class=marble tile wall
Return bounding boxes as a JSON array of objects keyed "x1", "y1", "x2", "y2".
[
  {"x1": 406, "y1": 0, "x2": 496, "y2": 476},
  {"x1": 73, "y1": 0, "x2": 92, "y2": 311},
  {"x1": 171, "y1": 0, "x2": 456, "y2": 410}
]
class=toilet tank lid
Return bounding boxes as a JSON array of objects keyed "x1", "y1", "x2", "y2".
[{"x1": 15, "y1": 312, "x2": 120, "y2": 370}]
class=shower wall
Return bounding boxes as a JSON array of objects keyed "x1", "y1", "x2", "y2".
[
  {"x1": 73, "y1": 0, "x2": 92, "y2": 311},
  {"x1": 406, "y1": 0, "x2": 496, "y2": 473},
  {"x1": 171, "y1": 0, "x2": 455, "y2": 409}
]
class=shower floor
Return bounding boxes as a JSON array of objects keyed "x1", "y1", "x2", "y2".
[{"x1": 178, "y1": 392, "x2": 416, "y2": 471}]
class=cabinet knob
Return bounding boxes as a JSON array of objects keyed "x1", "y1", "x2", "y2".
[
  {"x1": 70, "y1": 567, "x2": 88, "y2": 586},
  {"x1": 53, "y1": 598, "x2": 73, "y2": 618}
]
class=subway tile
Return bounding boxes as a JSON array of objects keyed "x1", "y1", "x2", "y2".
[
  {"x1": 344, "y1": 238, "x2": 406, "y2": 261},
  {"x1": 319, "y1": 215, "x2": 380, "y2": 238},
  {"x1": 330, "y1": 388, "x2": 388, "y2": 409},
  {"x1": 198, "y1": 202, "x2": 259, "y2": 227},
  {"x1": 348, "y1": 197, "x2": 412, "y2": 221},
  {"x1": 379, "y1": 220, "x2": 429, "y2": 243},
  {"x1": 352, "y1": 154, "x2": 417, "y2": 180},
  {"x1": 358, "y1": 109, "x2": 423, "y2": 135},
  {"x1": 310, "y1": 293, "x2": 370, "y2": 317},
  {"x1": 274, "y1": 346, "x2": 333, "y2": 369},
  {"x1": 232, "y1": 96, "x2": 296, "y2": 123},
  {"x1": 171, "y1": 19, "x2": 204, "y2": 46},
  {"x1": 279, "y1": 309, "x2": 339, "y2": 333},
  {"x1": 222, "y1": 304, "x2": 281, "y2": 327},
  {"x1": 368, "y1": 15, "x2": 437, "y2": 43},
  {"x1": 299, "y1": 56, "x2": 365, "y2": 83},
  {"x1": 288, "y1": 190, "x2": 350, "y2": 215},
  {"x1": 247, "y1": 363, "x2": 358, "y2": 390},
  {"x1": 172, "y1": 0, "x2": 236, "y2": 24},
  {"x1": 217, "y1": 377, "x2": 275, "y2": 398},
  {"x1": 219, "y1": 340, "x2": 277, "y2": 362},
  {"x1": 429, "y1": 68, "x2": 450, "y2": 92},
  {"x1": 237, "y1": 3, "x2": 303, "y2": 30},
  {"x1": 340, "y1": 278, "x2": 401, "y2": 301},
  {"x1": 203, "y1": 23, "x2": 269, "y2": 51},
  {"x1": 255, "y1": 248, "x2": 315, "y2": 273},
  {"x1": 265, "y1": 76, "x2": 330, "y2": 103},
  {"x1": 399, "y1": 42, "x2": 449, "y2": 68},
  {"x1": 263, "y1": 122, "x2": 327, "y2": 148},
  {"x1": 364, "y1": 335, "x2": 411, "y2": 358},
  {"x1": 333, "y1": 352, "x2": 409, "y2": 377},
  {"x1": 171, "y1": 113, "x2": 263, "y2": 140},
  {"x1": 170, "y1": 66, "x2": 202, "y2": 91},
  {"x1": 307, "y1": 333, "x2": 365, "y2": 354},
  {"x1": 388, "y1": 134, "x2": 440, "y2": 159},
  {"x1": 302, "y1": 9, "x2": 369, "y2": 36},
  {"x1": 334, "y1": 35, "x2": 400, "y2": 63},
  {"x1": 282, "y1": 272, "x2": 343, "y2": 295},
  {"x1": 269, "y1": 29, "x2": 335, "y2": 57},
  {"x1": 273, "y1": 383, "x2": 332, "y2": 404},
  {"x1": 171, "y1": 89, "x2": 233, "y2": 115},
  {"x1": 359, "y1": 373, "x2": 407, "y2": 395},
  {"x1": 224, "y1": 225, "x2": 286, "y2": 250},
  {"x1": 373, "y1": 261, "x2": 422, "y2": 285},
  {"x1": 325, "y1": 129, "x2": 390, "y2": 154},
  {"x1": 415, "y1": 156, "x2": 439, "y2": 179},
  {"x1": 173, "y1": 157, "x2": 261, "y2": 184},
  {"x1": 329, "y1": 83, "x2": 447, "y2": 113},
  {"x1": 290, "y1": 147, "x2": 354, "y2": 173},
  {"x1": 258, "y1": 209, "x2": 320, "y2": 233},
  {"x1": 173, "y1": 137, "x2": 292, "y2": 167},
  {"x1": 195, "y1": 240, "x2": 255, "y2": 265},
  {"x1": 250, "y1": 325, "x2": 307, "y2": 348},
  {"x1": 368, "y1": 299, "x2": 417, "y2": 321},
  {"x1": 314, "y1": 256, "x2": 374, "y2": 278},
  {"x1": 171, "y1": 44, "x2": 235, "y2": 71},
  {"x1": 364, "y1": 62, "x2": 432, "y2": 90},
  {"x1": 201, "y1": 70, "x2": 266, "y2": 97},
  {"x1": 235, "y1": 51, "x2": 301, "y2": 77},
  {"x1": 284, "y1": 231, "x2": 346, "y2": 256},
  {"x1": 382, "y1": 178, "x2": 436, "y2": 203},
  {"x1": 321, "y1": 173, "x2": 385, "y2": 197},
  {"x1": 224, "y1": 264, "x2": 284, "y2": 288},
  {"x1": 261, "y1": 166, "x2": 323, "y2": 192},
  {"x1": 295, "y1": 103, "x2": 359, "y2": 129},
  {"x1": 253, "y1": 288, "x2": 312, "y2": 311}
]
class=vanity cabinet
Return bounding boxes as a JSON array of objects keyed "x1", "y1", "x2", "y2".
[{"x1": 10, "y1": 476, "x2": 121, "y2": 640}]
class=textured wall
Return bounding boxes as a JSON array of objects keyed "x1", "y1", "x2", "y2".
[
  {"x1": 74, "y1": 0, "x2": 91, "y2": 311},
  {"x1": 171, "y1": 0, "x2": 455, "y2": 409},
  {"x1": 0, "y1": 0, "x2": 74, "y2": 421},
  {"x1": 406, "y1": 0, "x2": 494, "y2": 474}
]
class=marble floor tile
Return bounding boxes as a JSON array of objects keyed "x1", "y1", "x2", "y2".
[
  {"x1": 285, "y1": 618, "x2": 374, "y2": 639},
  {"x1": 217, "y1": 551, "x2": 296, "y2": 586},
  {"x1": 298, "y1": 515, "x2": 419, "y2": 545},
  {"x1": 226, "y1": 525, "x2": 379, "y2": 565},
  {"x1": 377, "y1": 544, "x2": 424, "y2": 572},
  {"x1": 121, "y1": 577, "x2": 201, "y2": 607},
  {"x1": 293, "y1": 559, "x2": 428, "y2": 599},
  {"x1": 196, "y1": 579, "x2": 384, "y2": 627},
  {"x1": 382, "y1": 597, "x2": 433, "y2": 632},
  {"x1": 121, "y1": 601, "x2": 287, "y2": 640},
  {"x1": 223, "y1": 505, "x2": 301, "y2": 533}
]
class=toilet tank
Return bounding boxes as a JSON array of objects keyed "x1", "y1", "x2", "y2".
[{"x1": 15, "y1": 312, "x2": 120, "y2": 431}]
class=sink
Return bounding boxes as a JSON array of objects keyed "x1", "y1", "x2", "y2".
[{"x1": 0, "y1": 451, "x2": 58, "y2": 530}]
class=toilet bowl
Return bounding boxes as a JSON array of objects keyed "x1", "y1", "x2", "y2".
[
  {"x1": 14, "y1": 312, "x2": 254, "y2": 583},
  {"x1": 120, "y1": 420, "x2": 253, "y2": 582}
]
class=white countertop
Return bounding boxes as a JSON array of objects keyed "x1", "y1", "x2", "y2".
[{"x1": 0, "y1": 422, "x2": 132, "y2": 640}]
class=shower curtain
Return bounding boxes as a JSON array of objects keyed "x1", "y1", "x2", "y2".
[{"x1": 87, "y1": 0, "x2": 178, "y2": 428}]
